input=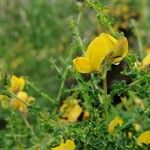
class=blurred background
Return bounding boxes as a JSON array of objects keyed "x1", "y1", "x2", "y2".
[{"x1": 0, "y1": 0, "x2": 150, "y2": 98}]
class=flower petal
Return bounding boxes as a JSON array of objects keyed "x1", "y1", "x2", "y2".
[
  {"x1": 18, "y1": 77, "x2": 25, "y2": 91},
  {"x1": 9, "y1": 75, "x2": 19, "y2": 93},
  {"x1": 9, "y1": 75, "x2": 25, "y2": 93},
  {"x1": 11, "y1": 91, "x2": 28, "y2": 113},
  {"x1": 63, "y1": 139, "x2": 76, "y2": 150},
  {"x1": 68, "y1": 105, "x2": 82, "y2": 122},
  {"x1": 52, "y1": 139, "x2": 76, "y2": 150},
  {"x1": 142, "y1": 54, "x2": 150, "y2": 69},
  {"x1": 108, "y1": 116, "x2": 124, "y2": 133},
  {"x1": 110, "y1": 37, "x2": 128, "y2": 64},
  {"x1": 73, "y1": 57, "x2": 92, "y2": 73},
  {"x1": 86, "y1": 33, "x2": 117, "y2": 71},
  {"x1": 137, "y1": 130, "x2": 150, "y2": 146}
]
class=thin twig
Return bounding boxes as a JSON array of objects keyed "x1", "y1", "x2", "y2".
[
  {"x1": 27, "y1": 81, "x2": 54, "y2": 104},
  {"x1": 128, "y1": 73, "x2": 150, "y2": 88},
  {"x1": 131, "y1": 19, "x2": 144, "y2": 60},
  {"x1": 56, "y1": 12, "x2": 84, "y2": 103},
  {"x1": 22, "y1": 113, "x2": 35, "y2": 136}
]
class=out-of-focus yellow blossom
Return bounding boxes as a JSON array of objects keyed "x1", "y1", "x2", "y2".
[
  {"x1": 10, "y1": 91, "x2": 34, "y2": 113},
  {"x1": 110, "y1": 3, "x2": 141, "y2": 31},
  {"x1": 114, "y1": 4, "x2": 130, "y2": 17},
  {"x1": 134, "y1": 97, "x2": 144, "y2": 110},
  {"x1": 134, "y1": 123, "x2": 141, "y2": 132},
  {"x1": 52, "y1": 139, "x2": 76, "y2": 150},
  {"x1": 11, "y1": 57, "x2": 23, "y2": 69},
  {"x1": 108, "y1": 116, "x2": 124, "y2": 133},
  {"x1": 83, "y1": 111, "x2": 90, "y2": 120},
  {"x1": 60, "y1": 99, "x2": 82, "y2": 122},
  {"x1": 9, "y1": 75, "x2": 25, "y2": 94},
  {"x1": 137, "y1": 130, "x2": 150, "y2": 146},
  {"x1": 141, "y1": 54, "x2": 150, "y2": 70},
  {"x1": 128, "y1": 132, "x2": 132, "y2": 138},
  {"x1": 73, "y1": 33, "x2": 128, "y2": 73},
  {"x1": 124, "y1": 123, "x2": 141, "y2": 139},
  {"x1": 133, "y1": 61, "x2": 142, "y2": 69},
  {"x1": 145, "y1": 46, "x2": 150, "y2": 54}
]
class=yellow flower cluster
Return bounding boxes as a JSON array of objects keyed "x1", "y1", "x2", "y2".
[
  {"x1": 73, "y1": 33, "x2": 128, "y2": 73},
  {"x1": 9, "y1": 75, "x2": 34, "y2": 113},
  {"x1": 52, "y1": 139, "x2": 75, "y2": 150}
]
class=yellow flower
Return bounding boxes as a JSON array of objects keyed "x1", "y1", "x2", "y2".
[
  {"x1": 137, "y1": 130, "x2": 150, "y2": 146},
  {"x1": 128, "y1": 131, "x2": 132, "y2": 138},
  {"x1": 141, "y1": 54, "x2": 150, "y2": 70},
  {"x1": 134, "y1": 123, "x2": 141, "y2": 132},
  {"x1": 83, "y1": 111, "x2": 90, "y2": 120},
  {"x1": 145, "y1": 46, "x2": 150, "y2": 54},
  {"x1": 73, "y1": 33, "x2": 128, "y2": 73},
  {"x1": 9, "y1": 75, "x2": 25, "y2": 94},
  {"x1": 108, "y1": 116, "x2": 124, "y2": 133},
  {"x1": 52, "y1": 139, "x2": 76, "y2": 150},
  {"x1": 60, "y1": 99, "x2": 82, "y2": 122},
  {"x1": 10, "y1": 91, "x2": 34, "y2": 113}
]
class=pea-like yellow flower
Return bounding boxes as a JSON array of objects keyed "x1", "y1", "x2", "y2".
[
  {"x1": 73, "y1": 33, "x2": 128, "y2": 73},
  {"x1": 141, "y1": 54, "x2": 150, "y2": 70},
  {"x1": 60, "y1": 99, "x2": 82, "y2": 122},
  {"x1": 52, "y1": 139, "x2": 76, "y2": 150},
  {"x1": 137, "y1": 130, "x2": 150, "y2": 146},
  {"x1": 10, "y1": 91, "x2": 34, "y2": 113},
  {"x1": 9, "y1": 75, "x2": 25, "y2": 94},
  {"x1": 108, "y1": 116, "x2": 124, "y2": 133}
]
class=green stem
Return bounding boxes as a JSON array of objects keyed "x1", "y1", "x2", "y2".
[
  {"x1": 22, "y1": 113, "x2": 35, "y2": 136},
  {"x1": 56, "y1": 65, "x2": 69, "y2": 102},
  {"x1": 86, "y1": 0, "x2": 119, "y2": 38},
  {"x1": 56, "y1": 12, "x2": 83, "y2": 103},
  {"x1": 103, "y1": 71, "x2": 109, "y2": 119},
  {"x1": 131, "y1": 19, "x2": 144, "y2": 60},
  {"x1": 27, "y1": 81, "x2": 54, "y2": 104},
  {"x1": 91, "y1": 74, "x2": 103, "y2": 104},
  {"x1": 103, "y1": 73, "x2": 107, "y2": 97},
  {"x1": 128, "y1": 72, "x2": 150, "y2": 88}
]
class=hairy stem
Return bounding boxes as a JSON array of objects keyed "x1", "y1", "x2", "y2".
[
  {"x1": 27, "y1": 81, "x2": 54, "y2": 104},
  {"x1": 103, "y1": 71, "x2": 109, "y2": 120}
]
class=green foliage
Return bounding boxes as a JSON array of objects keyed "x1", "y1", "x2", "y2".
[{"x1": 0, "y1": 0, "x2": 150, "y2": 149}]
